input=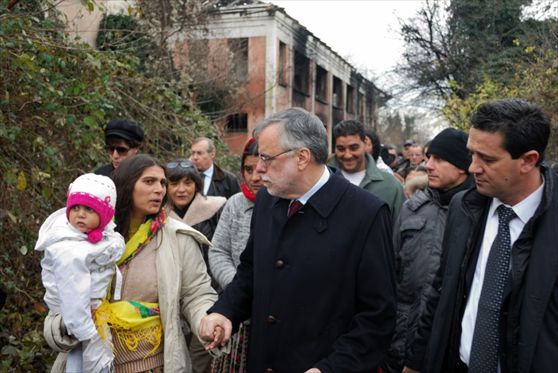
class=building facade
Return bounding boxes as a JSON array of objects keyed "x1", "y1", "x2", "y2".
[{"x1": 173, "y1": 4, "x2": 389, "y2": 154}]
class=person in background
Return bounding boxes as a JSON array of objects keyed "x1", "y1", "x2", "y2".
[
  {"x1": 199, "y1": 108, "x2": 396, "y2": 372},
  {"x1": 209, "y1": 137, "x2": 262, "y2": 373},
  {"x1": 330, "y1": 119, "x2": 405, "y2": 223},
  {"x1": 36, "y1": 173, "x2": 124, "y2": 372},
  {"x1": 364, "y1": 129, "x2": 394, "y2": 174},
  {"x1": 95, "y1": 118, "x2": 144, "y2": 178},
  {"x1": 386, "y1": 128, "x2": 473, "y2": 373},
  {"x1": 403, "y1": 165, "x2": 428, "y2": 198},
  {"x1": 190, "y1": 137, "x2": 240, "y2": 199},
  {"x1": 405, "y1": 99, "x2": 557, "y2": 373},
  {"x1": 409, "y1": 144, "x2": 425, "y2": 168},
  {"x1": 395, "y1": 139, "x2": 416, "y2": 180},
  {"x1": 166, "y1": 158, "x2": 226, "y2": 273},
  {"x1": 44, "y1": 154, "x2": 219, "y2": 372}
]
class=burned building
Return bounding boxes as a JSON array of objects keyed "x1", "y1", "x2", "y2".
[{"x1": 173, "y1": 3, "x2": 389, "y2": 154}]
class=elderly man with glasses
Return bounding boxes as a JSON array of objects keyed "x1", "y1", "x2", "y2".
[
  {"x1": 199, "y1": 107, "x2": 396, "y2": 373},
  {"x1": 94, "y1": 118, "x2": 144, "y2": 177}
]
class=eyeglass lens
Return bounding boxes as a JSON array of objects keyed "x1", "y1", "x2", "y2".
[
  {"x1": 167, "y1": 161, "x2": 195, "y2": 169},
  {"x1": 106, "y1": 146, "x2": 130, "y2": 155}
]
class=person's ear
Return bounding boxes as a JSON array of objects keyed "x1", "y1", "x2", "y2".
[
  {"x1": 519, "y1": 150, "x2": 540, "y2": 174},
  {"x1": 296, "y1": 148, "x2": 311, "y2": 170}
]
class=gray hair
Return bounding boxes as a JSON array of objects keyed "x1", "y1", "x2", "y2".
[
  {"x1": 254, "y1": 107, "x2": 328, "y2": 164},
  {"x1": 192, "y1": 136, "x2": 215, "y2": 153}
]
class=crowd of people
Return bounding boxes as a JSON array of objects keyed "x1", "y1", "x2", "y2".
[{"x1": 35, "y1": 98, "x2": 558, "y2": 373}]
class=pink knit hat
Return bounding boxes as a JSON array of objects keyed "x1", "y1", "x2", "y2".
[{"x1": 66, "y1": 173, "x2": 117, "y2": 243}]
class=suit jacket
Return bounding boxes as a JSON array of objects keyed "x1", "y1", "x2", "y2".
[
  {"x1": 206, "y1": 164, "x2": 240, "y2": 199},
  {"x1": 210, "y1": 170, "x2": 397, "y2": 372},
  {"x1": 407, "y1": 166, "x2": 558, "y2": 373}
]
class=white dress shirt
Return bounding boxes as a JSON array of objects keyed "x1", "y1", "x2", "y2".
[
  {"x1": 288, "y1": 166, "x2": 330, "y2": 214},
  {"x1": 460, "y1": 179, "x2": 545, "y2": 366},
  {"x1": 202, "y1": 164, "x2": 214, "y2": 195}
]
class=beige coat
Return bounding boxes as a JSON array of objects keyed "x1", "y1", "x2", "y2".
[{"x1": 45, "y1": 218, "x2": 219, "y2": 372}]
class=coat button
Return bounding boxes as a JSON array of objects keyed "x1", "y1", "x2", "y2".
[
  {"x1": 267, "y1": 315, "x2": 277, "y2": 323},
  {"x1": 275, "y1": 259, "x2": 285, "y2": 268}
]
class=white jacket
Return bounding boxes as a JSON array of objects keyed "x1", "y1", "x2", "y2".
[
  {"x1": 35, "y1": 208, "x2": 124, "y2": 341},
  {"x1": 44, "y1": 217, "x2": 220, "y2": 372}
]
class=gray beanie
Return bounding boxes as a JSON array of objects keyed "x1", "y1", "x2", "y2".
[{"x1": 427, "y1": 128, "x2": 471, "y2": 172}]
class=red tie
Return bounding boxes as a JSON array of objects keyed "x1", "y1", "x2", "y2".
[{"x1": 288, "y1": 200, "x2": 303, "y2": 218}]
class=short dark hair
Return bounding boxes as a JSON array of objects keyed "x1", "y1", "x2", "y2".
[
  {"x1": 166, "y1": 159, "x2": 204, "y2": 195},
  {"x1": 470, "y1": 99, "x2": 550, "y2": 166},
  {"x1": 364, "y1": 129, "x2": 381, "y2": 161},
  {"x1": 333, "y1": 120, "x2": 365, "y2": 142}
]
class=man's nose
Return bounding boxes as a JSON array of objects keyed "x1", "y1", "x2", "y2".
[{"x1": 256, "y1": 159, "x2": 267, "y2": 173}]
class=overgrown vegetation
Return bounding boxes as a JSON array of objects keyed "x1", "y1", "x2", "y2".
[
  {"x1": 395, "y1": 0, "x2": 557, "y2": 154},
  {"x1": 0, "y1": 1, "x2": 236, "y2": 370}
]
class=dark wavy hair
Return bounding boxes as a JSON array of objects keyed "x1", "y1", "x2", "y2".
[{"x1": 112, "y1": 154, "x2": 167, "y2": 238}]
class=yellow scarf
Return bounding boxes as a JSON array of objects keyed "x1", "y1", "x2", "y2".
[{"x1": 96, "y1": 211, "x2": 166, "y2": 355}]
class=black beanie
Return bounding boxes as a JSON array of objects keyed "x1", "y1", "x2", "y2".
[{"x1": 427, "y1": 128, "x2": 471, "y2": 172}]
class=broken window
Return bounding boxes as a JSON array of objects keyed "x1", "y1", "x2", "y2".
[
  {"x1": 278, "y1": 41, "x2": 288, "y2": 86},
  {"x1": 293, "y1": 50, "x2": 310, "y2": 95},
  {"x1": 315, "y1": 65, "x2": 328, "y2": 102},
  {"x1": 225, "y1": 113, "x2": 248, "y2": 133},
  {"x1": 333, "y1": 76, "x2": 343, "y2": 108},
  {"x1": 229, "y1": 38, "x2": 248, "y2": 82},
  {"x1": 346, "y1": 85, "x2": 355, "y2": 113}
]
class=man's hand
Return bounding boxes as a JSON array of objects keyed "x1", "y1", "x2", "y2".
[
  {"x1": 402, "y1": 366, "x2": 419, "y2": 373},
  {"x1": 199, "y1": 312, "x2": 232, "y2": 350},
  {"x1": 304, "y1": 369, "x2": 321, "y2": 373}
]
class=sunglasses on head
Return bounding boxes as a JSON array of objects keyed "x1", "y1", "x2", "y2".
[
  {"x1": 106, "y1": 145, "x2": 131, "y2": 155},
  {"x1": 167, "y1": 161, "x2": 195, "y2": 169}
]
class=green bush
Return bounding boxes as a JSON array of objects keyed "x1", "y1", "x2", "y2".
[{"x1": 0, "y1": 2, "x2": 237, "y2": 370}]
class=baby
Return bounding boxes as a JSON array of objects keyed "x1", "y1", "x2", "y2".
[{"x1": 35, "y1": 173, "x2": 124, "y2": 372}]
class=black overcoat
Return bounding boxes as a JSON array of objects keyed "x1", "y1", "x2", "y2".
[
  {"x1": 210, "y1": 171, "x2": 397, "y2": 372},
  {"x1": 407, "y1": 166, "x2": 558, "y2": 373}
]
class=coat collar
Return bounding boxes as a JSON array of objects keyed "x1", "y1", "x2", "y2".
[
  {"x1": 271, "y1": 167, "x2": 350, "y2": 219},
  {"x1": 168, "y1": 192, "x2": 226, "y2": 226},
  {"x1": 212, "y1": 164, "x2": 225, "y2": 181}
]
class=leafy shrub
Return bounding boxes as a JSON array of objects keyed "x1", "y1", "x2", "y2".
[{"x1": 0, "y1": 2, "x2": 237, "y2": 370}]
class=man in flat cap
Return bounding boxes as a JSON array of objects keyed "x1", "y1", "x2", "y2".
[{"x1": 95, "y1": 118, "x2": 144, "y2": 177}]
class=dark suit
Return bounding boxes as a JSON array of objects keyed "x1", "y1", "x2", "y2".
[
  {"x1": 206, "y1": 164, "x2": 240, "y2": 199},
  {"x1": 210, "y1": 170, "x2": 396, "y2": 372},
  {"x1": 407, "y1": 166, "x2": 558, "y2": 373}
]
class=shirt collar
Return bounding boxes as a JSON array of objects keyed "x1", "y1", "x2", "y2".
[
  {"x1": 488, "y1": 176, "x2": 545, "y2": 224},
  {"x1": 297, "y1": 166, "x2": 330, "y2": 205},
  {"x1": 204, "y1": 164, "x2": 214, "y2": 178}
]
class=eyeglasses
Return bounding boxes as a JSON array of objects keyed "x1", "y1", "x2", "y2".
[
  {"x1": 167, "y1": 161, "x2": 196, "y2": 169},
  {"x1": 259, "y1": 149, "x2": 296, "y2": 164},
  {"x1": 106, "y1": 145, "x2": 131, "y2": 155}
]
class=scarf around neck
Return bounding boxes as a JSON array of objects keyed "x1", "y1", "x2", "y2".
[
  {"x1": 117, "y1": 210, "x2": 166, "y2": 268},
  {"x1": 241, "y1": 181, "x2": 257, "y2": 202}
]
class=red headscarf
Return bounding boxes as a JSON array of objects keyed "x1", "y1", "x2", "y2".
[{"x1": 241, "y1": 137, "x2": 258, "y2": 202}]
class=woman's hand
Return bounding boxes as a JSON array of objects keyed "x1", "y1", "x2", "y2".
[{"x1": 198, "y1": 312, "x2": 232, "y2": 350}]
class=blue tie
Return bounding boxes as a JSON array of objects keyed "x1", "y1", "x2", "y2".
[{"x1": 469, "y1": 205, "x2": 516, "y2": 373}]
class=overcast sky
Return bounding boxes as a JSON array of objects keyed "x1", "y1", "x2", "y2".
[{"x1": 264, "y1": 0, "x2": 425, "y2": 80}]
